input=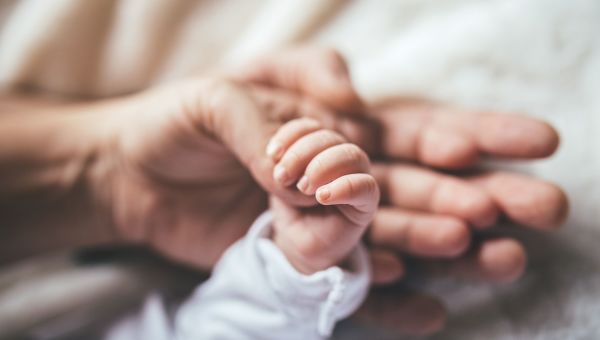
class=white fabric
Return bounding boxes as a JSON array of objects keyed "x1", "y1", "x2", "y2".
[{"x1": 106, "y1": 211, "x2": 370, "y2": 340}]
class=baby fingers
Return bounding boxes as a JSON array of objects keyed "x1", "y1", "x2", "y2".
[
  {"x1": 266, "y1": 117, "x2": 322, "y2": 161},
  {"x1": 269, "y1": 118, "x2": 371, "y2": 192},
  {"x1": 317, "y1": 173, "x2": 380, "y2": 226},
  {"x1": 299, "y1": 143, "x2": 370, "y2": 195},
  {"x1": 273, "y1": 130, "x2": 347, "y2": 187}
]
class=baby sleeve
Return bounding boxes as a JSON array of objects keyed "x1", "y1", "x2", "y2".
[{"x1": 174, "y1": 211, "x2": 371, "y2": 340}]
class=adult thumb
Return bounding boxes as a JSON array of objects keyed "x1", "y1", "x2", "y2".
[
  {"x1": 180, "y1": 77, "x2": 317, "y2": 206},
  {"x1": 234, "y1": 47, "x2": 364, "y2": 114}
]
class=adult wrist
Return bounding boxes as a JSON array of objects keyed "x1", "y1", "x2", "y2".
[
  {"x1": 0, "y1": 98, "x2": 128, "y2": 261},
  {"x1": 78, "y1": 96, "x2": 147, "y2": 245}
]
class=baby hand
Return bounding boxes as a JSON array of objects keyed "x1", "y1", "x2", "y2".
[{"x1": 266, "y1": 118, "x2": 380, "y2": 274}]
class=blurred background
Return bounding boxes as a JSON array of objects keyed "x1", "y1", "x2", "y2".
[{"x1": 0, "y1": 0, "x2": 599, "y2": 339}]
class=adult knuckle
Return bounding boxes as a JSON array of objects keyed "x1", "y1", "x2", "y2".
[{"x1": 436, "y1": 219, "x2": 470, "y2": 256}]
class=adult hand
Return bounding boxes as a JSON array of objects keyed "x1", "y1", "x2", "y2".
[
  {"x1": 0, "y1": 47, "x2": 366, "y2": 267},
  {"x1": 0, "y1": 46, "x2": 567, "y2": 336},
  {"x1": 367, "y1": 100, "x2": 567, "y2": 282},
  {"x1": 94, "y1": 49, "x2": 365, "y2": 269},
  {"x1": 234, "y1": 47, "x2": 568, "y2": 335},
  {"x1": 350, "y1": 101, "x2": 568, "y2": 335},
  {"x1": 4, "y1": 45, "x2": 563, "y2": 335},
  {"x1": 95, "y1": 79, "x2": 307, "y2": 269},
  {"x1": 236, "y1": 47, "x2": 567, "y2": 281}
]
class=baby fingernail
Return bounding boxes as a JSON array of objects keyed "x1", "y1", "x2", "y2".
[
  {"x1": 266, "y1": 140, "x2": 282, "y2": 159},
  {"x1": 317, "y1": 187, "x2": 331, "y2": 201},
  {"x1": 296, "y1": 175, "x2": 309, "y2": 192},
  {"x1": 273, "y1": 165, "x2": 288, "y2": 184}
]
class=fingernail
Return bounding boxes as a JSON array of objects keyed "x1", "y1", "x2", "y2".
[
  {"x1": 296, "y1": 175, "x2": 309, "y2": 192},
  {"x1": 273, "y1": 165, "x2": 288, "y2": 185},
  {"x1": 266, "y1": 140, "x2": 282, "y2": 159},
  {"x1": 317, "y1": 187, "x2": 331, "y2": 202}
]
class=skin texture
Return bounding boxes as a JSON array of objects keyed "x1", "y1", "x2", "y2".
[
  {"x1": 268, "y1": 118, "x2": 379, "y2": 274},
  {"x1": 0, "y1": 47, "x2": 569, "y2": 335}
]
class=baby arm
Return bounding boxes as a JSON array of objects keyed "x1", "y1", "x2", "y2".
[{"x1": 172, "y1": 118, "x2": 378, "y2": 339}]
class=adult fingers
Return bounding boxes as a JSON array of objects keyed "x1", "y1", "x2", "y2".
[
  {"x1": 468, "y1": 172, "x2": 569, "y2": 230},
  {"x1": 369, "y1": 207, "x2": 471, "y2": 258},
  {"x1": 373, "y1": 163, "x2": 568, "y2": 231},
  {"x1": 374, "y1": 100, "x2": 560, "y2": 168},
  {"x1": 369, "y1": 249, "x2": 405, "y2": 285},
  {"x1": 236, "y1": 47, "x2": 364, "y2": 112},
  {"x1": 417, "y1": 237, "x2": 527, "y2": 284},
  {"x1": 354, "y1": 288, "x2": 446, "y2": 336},
  {"x1": 373, "y1": 163, "x2": 499, "y2": 228}
]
